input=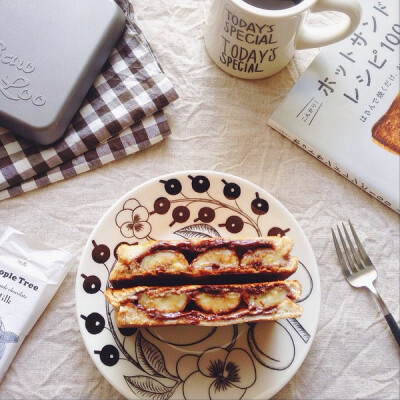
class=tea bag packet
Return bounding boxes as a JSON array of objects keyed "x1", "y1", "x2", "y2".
[{"x1": 0, "y1": 227, "x2": 74, "y2": 382}]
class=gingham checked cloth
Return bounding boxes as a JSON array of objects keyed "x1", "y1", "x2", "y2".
[{"x1": 0, "y1": 0, "x2": 178, "y2": 200}]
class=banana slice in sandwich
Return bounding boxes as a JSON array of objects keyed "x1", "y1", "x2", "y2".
[
  {"x1": 192, "y1": 248, "x2": 239, "y2": 270},
  {"x1": 193, "y1": 292, "x2": 242, "y2": 314},
  {"x1": 138, "y1": 292, "x2": 190, "y2": 313}
]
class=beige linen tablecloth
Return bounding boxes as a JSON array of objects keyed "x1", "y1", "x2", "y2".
[{"x1": 0, "y1": 1, "x2": 398, "y2": 399}]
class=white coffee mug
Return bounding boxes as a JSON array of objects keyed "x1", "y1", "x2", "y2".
[{"x1": 204, "y1": 0, "x2": 362, "y2": 79}]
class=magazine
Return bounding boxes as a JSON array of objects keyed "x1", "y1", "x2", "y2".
[{"x1": 268, "y1": 0, "x2": 399, "y2": 213}]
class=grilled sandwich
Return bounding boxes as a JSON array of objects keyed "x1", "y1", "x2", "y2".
[
  {"x1": 105, "y1": 280, "x2": 302, "y2": 327},
  {"x1": 105, "y1": 236, "x2": 302, "y2": 327}
]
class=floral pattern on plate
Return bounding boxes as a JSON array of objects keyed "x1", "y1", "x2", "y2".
[{"x1": 76, "y1": 171, "x2": 320, "y2": 400}]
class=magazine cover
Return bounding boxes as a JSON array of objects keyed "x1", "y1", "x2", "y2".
[{"x1": 268, "y1": 0, "x2": 399, "y2": 213}]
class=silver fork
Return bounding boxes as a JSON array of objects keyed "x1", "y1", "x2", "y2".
[{"x1": 332, "y1": 221, "x2": 400, "y2": 347}]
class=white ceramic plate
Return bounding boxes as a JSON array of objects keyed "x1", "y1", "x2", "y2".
[{"x1": 76, "y1": 170, "x2": 320, "y2": 400}]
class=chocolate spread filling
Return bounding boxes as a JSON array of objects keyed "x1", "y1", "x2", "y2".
[
  {"x1": 136, "y1": 304, "x2": 279, "y2": 322},
  {"x1": 133, "y1": 238, "x2": 276, "y2": 263}
]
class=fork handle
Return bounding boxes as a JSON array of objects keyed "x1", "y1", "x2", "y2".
[
  {"x1": 384, "y1": 313, "x2": 400, "y2": 347},
  {"x1": 368, "y1": 284, "x2": 400, "y2": 347}
]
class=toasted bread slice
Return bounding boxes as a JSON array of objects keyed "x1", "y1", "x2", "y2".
[
  {"x1": 105, "y1": 280, "x2": 302, "y2": 328},
  {"x1": 372, "y1": 93, "x2": 400, "y2": 155},
  {"x1": 110, "y1": 236, "x2": 298, "y2": 288}
]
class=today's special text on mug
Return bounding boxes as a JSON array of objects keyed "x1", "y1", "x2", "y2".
[{"x1": 220, "y1": 9, "x2": 278, "y2": 73}]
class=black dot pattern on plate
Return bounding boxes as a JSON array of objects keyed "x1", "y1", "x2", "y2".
[
  {"x1": 268, "y1": 227, "x2": 290, "y2": 236},
  {"x1": 91, "y1": 241, "x2": 111, "y2": 264},
  {"x1": 118, "y1": 327, "x2": 138, "y2": 336},
  {"x1": 189, "y1": 175, "x2": 210, "y2": 193},
  {"x1": 222, "y1": 179, "x2": 241, "y2": 200},
  {"x1": 81, "y1": 313, "x2": 105, "y2": 335},
  {"x1": 251, "y1": 192, "x2": 269, "y2": 215},
  {"x1": 81, "y1": 274, "x2": 101, "y2": 294},
  {"x1": 170, "y1": 206, "x2": 190, "y2": 226},
  {"x1": 151, "y1": 197, "x2": 171, "y2": 215},
  {"x1": 160, "y1": 178, "x2": 182, "y2": 195},
  {"x1": 219, "y1": 215, "x2": 244, "y2": 233},
  {"x1": 194, "y1": 207, "x2": 216, "y2": 223},
  {"x1": 95, "y1": 345, "x2": 119, "y2": 367}
]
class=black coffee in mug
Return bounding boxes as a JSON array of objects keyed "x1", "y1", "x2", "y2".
[{"x1": 243, "y1": 0, "x2": 304, "y2": 10}]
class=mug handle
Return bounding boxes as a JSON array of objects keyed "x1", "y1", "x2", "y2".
[{"x1": 296, "y1": 0, "x2": 362, "y2": 50}]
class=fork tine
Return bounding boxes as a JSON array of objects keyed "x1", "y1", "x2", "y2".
[
  {"x1": 342, "y1": 223, "x2": 364, "y2": 270},
  {"x1": 349, "y1": 220, "x2": 373, "y2": 266},
  {"x1": 336, "y1": 225, "x2": 358, "y2": 273},
  {"x1": 331, "y1": 228, "x2": 352, "y2": 276}
]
